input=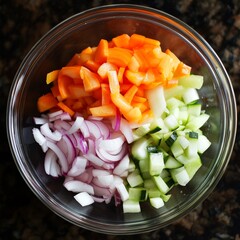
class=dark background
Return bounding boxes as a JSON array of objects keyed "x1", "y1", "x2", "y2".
[{"x1": 1, "y1": 0, "x2": 240, "y2": 239}]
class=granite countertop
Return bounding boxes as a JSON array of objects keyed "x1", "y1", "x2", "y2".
[{"x1": 1, "y1": 0, "x2": 240, "y2": 239}]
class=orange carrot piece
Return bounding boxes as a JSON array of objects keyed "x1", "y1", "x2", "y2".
[
  {"x1": 112, "y1": 34, "x2": 130, "y2": 48},
  {"x1": 78, "y1": 47, "x2": 95, "y2": 65},
  {"x1": 80, "y1": 66, "x2": 101, "y2": 92},
  {"x1": 68, "y1": 84, "x2": 91, "y2": 98},
  {"x1": 107, "y1": 70, "x2": 120, "y2": 94},
  {"x1": 97, "y1": 62, "x2": 118, "y2": 79},
  {"x1": 129, "y1": 34, "x2": 146, "y2": 49},
  {"x1": 46, "y1": 70, "x2": 59, "y2": 84},
  {"x1": 144, "y1": 37, "x2": 160, "y2": 47},
  {"x1": 89, "y1": 104, "x2": 116, "y2": 117},
  {"x1": 131, "y1": 101, "x2": 148, "y2": 112},
  {"x1": 107, "y1": 47, "x2": 132, "y2": 67},
  {"x1": 83, "y1": 60, "x2": 100, "y2": 73},
  {"x1": 37, "y1": 92, "x2": 58, "y2": 113},
  {"x1": 123, "y1": 107, "x2": 142, "y2": 123},
  {"x1": 124, "y1": 85, "x2": 138, "y2": 103},
  {"x1": 51, "y1": 85, "x2": 60, "y2": 98},
  {"x1": 101, "y1": 84, "x2": 111, "y2": 105},
  {"x1": 60, "y1": 66, "x2": 81, "y2": 79},
  {"x1": 111, "y1": 92, "x2": 133, "y2": 113},
  {"x1": 125, "y1": 70, "x2": 145, "y2": 86},
  {"x1": 57, "y1": 102, "x2": 75, "y2": 116},
  {"x1": 58, "y1": 74, "x2": 73, "y2": 99},
  {"x1": 94, "y1": 39, "x2": 109, "y2": 64},
  {"x1": 173, "y1": 62, "x2": 191, "y2": 78},
  {"x1": 165, "y1": 49, "x2": 180, "y2": 71},
  {"x1": 128, "y1": 55, "x2": 140, "y2": 72},
  {"x1": 117, "y1": 67, "x2": 125, "y2": 84},
  {"x1": 132, "y1": 95, "x2": 147, "y2": 103}
]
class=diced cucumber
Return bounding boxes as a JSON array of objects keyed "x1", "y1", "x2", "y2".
[
  {"x1": 148, "y1": 188, "x2": 161, "y2": 198},
  {"x1": 186, "y1": 113, "x2": 210, "y2": 131},
  {"x1": 146, "y1": 85, "x2": 166, "y2": 117},
  {"x1": 171, "y1": 138, "x2": 184, "y2": 158},
  {"x1": 127, "y1": 169, "x2": 143, "y2": 187},
  {"x1": 164, "y1": 114, "x2": 179, "y2": 130},
  {"x1": 150, "y1": 197, "x2": 164, "y2": 209},
  {"x1": 152, "y1": 176, "x2": 170, "y2": 194},
  {"x1": 170, "y1": 166, "x2": 190, "y2": 186},
  {"x1": 131, "y1": 137, "x2": 150, "y2": 160},
  {"x1": 188, "y1": 131, "x2": 199, "y2": 139},
  {"x1": 139, "y1": 158, "x2": 150, "y2": 179},
  {"x1": 197, "y1": 135, "x2": 211, "y2": 154},
  {"x1": 185, "y1": 138, "x2": 198, "y2": 158},
  {"x1": 123, "y1": 199, "x2": 141, "y2": 213},
  {"x1": 133, "y1": 123, "x2": 151, "y2": 140},
  {"x1": 178, "y1": 74, "x2": 204, "y2": 89},
  {"x1": 165, "y1": 131, "x2": 178, "y2": 147},
  {"x1": 182, "y1": 88, "x2": 199, "y2": 105},
  {"x1": 164, "y1": 85, "x2": 185, "y2": 100},
  {"x1": 166, "y1": 97, "x2": 185, "y2": 110},
  {"x1": 187, "y1": 104, "x2": 202, "y2": 116},
  {"x1": 128, "y1": 187, "x2": 148, "y2": 202},
  {"x1": 184, "y1": 155, "x2": 202, "y2": 179},
  {"x1": 149, "y1": 152, "x2": 164, "y2": 176},
  {"x1": 165, "y1": 155, "x2": 183, "y2": 169}
]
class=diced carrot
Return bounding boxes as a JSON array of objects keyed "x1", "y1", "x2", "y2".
[
  {"x1": 133, "y1": 49, "x2": 149, "y2": 71},
  {"x1": 117, "y1": 67, "x2": 125, "y2": 84},
  {"x1": 112, "y1": 34, "x2": 130, "y2": 49},
  {"x1": 132, "y1": 95, "x2": 147, "y2": 103},
  {"x1": 97, "y1": 62, "x2": 118, "y2": 80},
  {"x1": 83, "y1": 60, "x2": 100, "y2": 73},
  {"x1": 107, "y1": 47, "x2": 132, "y2": 67},
  {"x1": 173, "y1": 62, "x2": 191, "y2": 78},
  {"x1": 107, "y1": 70, "x2": 120, "y2": 94},
  {"x1": 60, "y1": 66, "x2": 81, "y2": 79},
  {"x1": 140, "y1": 109, "x2": 153, "y2": 123},
  {"x1": 66, "y1": 53, "x2": 81, "y2": 66},
  {"x1": 51, "y1": 85, "x2": 60, "y2": 98},
  {"x1": 120, "y1": 83, "x2": 132, "y2": 94},
  {"x1": 89, "y1": 104, "x2": 117, "y2": 117},
  {"x1": 123, "y1": 107, "x2": 142, "y2": 123},
  {"x1": 111, "y1": 92, "x2": 132, "y2": 113},
  {"x1": 94, "y1": 39, "x2": 109, "y2": 64},
  {"x1": 37, "y1": 92, "x2": 58, "y2": 113},
  {"x1": 141, "y1": 68, "x2": 156, "y2": 85},
  {"x1": 131, "y1": 101, "x2": 148, "y2": 112},
  {"x1": 57, "y1": 101, "x2": 75, "y2": 116},
  {"x1": 80, "y1": 66, "x2": 101, "y2": 92},
  {"x1": 125, "y1": 70, "x2": 145, "y2": 86},
  {"x1": 46, "y1": 70, "x2": 59, "y2": 84},
  {"x1": 101, "y1": 84, "x2": 111, "y2": 105},
  {"x1": 78, "y1": 47, "x2": 94, "y2": 65},
  {"x1": 68, "y1": 84, "x2": 91, "y2": 98},
  {"x1": 58, "y1": 74, "x2": 73, "y2": 99},
  {"x1": 129, "y1": 34, "x2": 146, "y2": 49},
  {"x1": 157, "y1": 52, "x2": 175, "y2": 81},
  {"x1": 165, "y1": 49, "x2": 180, "y2": 71},
  {"x1": 144, "y1": 37, "x2": 160, "y2": 47},
  {"x1": 128, "y1": 56, "x2": 140, "y2": 72},
  {"x1": 124, "y1": 85, "x2": 138, "y2": 103}
]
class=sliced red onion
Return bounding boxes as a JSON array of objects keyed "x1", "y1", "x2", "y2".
[
  {"x1": 113, "y1": 109, "x2": 121, "y2": 131},
  {"x1": 68, "y1": 116, "x2": 84, "y2": 134},
  {"x1": 119, "y1": 118, "x2": 134, "y2": 143},
  {"x1": 92, "y1": 174, "x2": 114, "y2": 188},
  {"x1": 40, "y1": 123, "x2": 62, "y2": 141},
  {"x1": 116, "y1": 182, "x2": 129, "y2": 201},
  {"x1": 62, "y1": 135, "x2": 76, "y2": 165},
  {"x1": 32, "y1": 128, "x2": 47, "y2": 146},
  {"x1": 53, "y1": 119, "x2": 72, "y2": 131},
  {"x1": 46, "y1": 141, "x2": 68, "y2": 174},
  {"x1": 85, "y1": 120, "x2": 102, "y2": 139},
  {"x1": 92, "y1": 169, "x2": 111, "y2": 177},
  {"x1": 74, "y1": 168, "x2": 93, "y2": 184},
  {"x1": 33, "y1": 117, "x2": 49, "y2": 125},
  {"x1": 74, "y1": 192, "x2": 95, "y2": 206},
  {"x1": 83, "y1": 153, "x2": 104, "y2": 167},
  {"x1": 44, "y1": 149, "x2": 58, "y2": 176},
  {"x1": 90, "y1": 120, "x2": 111, "y2": 139},
  {"x1": 113, "y1": 154, "x2": 130, "y2": 176},
  {"x1": 64, "y1": 180, "x2": 94, "y2": 195},
  {"x1": 67, "y1": 156, "x2": 87, "y2": 177},
  {"x1": 78, "y1": 120, "x2": 90, "y2": 138}
]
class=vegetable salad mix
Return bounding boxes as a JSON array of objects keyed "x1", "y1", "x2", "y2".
[{"x1": 32, "y1": 33, "x2": 211, "y2": 213}]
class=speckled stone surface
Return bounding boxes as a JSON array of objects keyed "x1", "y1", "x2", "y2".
[{"x1": 1, "y1": 0, "x2": 240, "y2": 239}]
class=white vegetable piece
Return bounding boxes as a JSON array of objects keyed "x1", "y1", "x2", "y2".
[{"x1": 74, "y1": 192, "x2": 94, "y2": 206}]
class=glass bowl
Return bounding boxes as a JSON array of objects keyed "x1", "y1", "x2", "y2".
[{"x1": 6, "y1": 4, "x2": 237, "y2": 235}]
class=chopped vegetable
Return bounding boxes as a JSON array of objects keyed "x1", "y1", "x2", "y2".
[{"x1": 32, "y1": 33, "x2": 211, "y2": 214}]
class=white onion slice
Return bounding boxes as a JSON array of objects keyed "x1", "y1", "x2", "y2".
[
  {"x1": 40, "y1": 123, "x2": 62, "y2": 141},
  {"x1": 67, "y1": 156, "x2": 87, "y2": 177},
  {"x1": 46, "y1": 141, "x2": 68, "y2": 174},
  {"x1": 64, "y1": 180, "x2": 94, "y2": 195},
  {"x1": 116, "y1": 182, "x2": 129, "y2": 201},
  {"x1": 68, "y1": 116, "x2": 84, "y2": 134},
  {"x1": 113, "y1": 154, "x2": 130, "y2": 176},
  {"x1": 74, "y1": 192, "x2": 94, "y2": 206},
  {"x1": 32, "y1": 128, "x2": 47, "y2": 146},
  {"x1": 119, "y1": 118, "x2": 134, "y2": 143}
]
